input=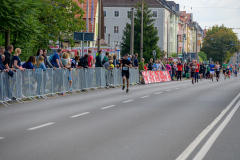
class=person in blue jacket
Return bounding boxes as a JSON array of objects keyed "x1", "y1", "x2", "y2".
[{"x1": 22, "y1": 56, "x2": 36, "y2": 70}]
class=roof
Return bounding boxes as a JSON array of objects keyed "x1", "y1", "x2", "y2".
[{"x1": 103, "y1": 0, "x2": 165, "y2": 8}]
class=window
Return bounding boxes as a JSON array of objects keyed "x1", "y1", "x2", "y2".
[
  {"x1": 153, "y1": 11, "x2": 157, "y2": 18},
  {"x1": 114, "y1": 26, "x2": 119, "y2": 33},
  {"x1": 114, "y1": 11, "x2": 119, "y2": 17},
  {"x1": 104, "y1": 11, "x2": 106, "y2": 17},
  {"x1": 127, "y1": 11, "x2": 131, "y2": 18},
  {"x1": 104, "y1": 26, "x2": 106, "y2": 33},
  {"x1": 154, "y1": 27, "x2": 158, "y2": 30}
]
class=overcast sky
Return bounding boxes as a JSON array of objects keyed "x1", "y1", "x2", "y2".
[{"x1": 173, "y1": 0, "x2": 240, "y2": 39}]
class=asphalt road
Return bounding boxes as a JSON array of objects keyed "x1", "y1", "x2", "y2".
[{"x1": 0, "y1": 75, "x2": 240, "y2": 160}]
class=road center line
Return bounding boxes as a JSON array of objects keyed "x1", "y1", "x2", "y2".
[
  {"x1": 176, "y1": 93, "x2": 240, "y2": 160},
  {"x1": 123, "y1": 99, "x2": 134, "y2": 103},
  {"x1": 101, "y1": 105, "x2": 116, "y2": 110},
  {"x1": 141, "y1": 95, "x2": 150, "y2": 98},
  {"x1": 0, "y1": 137, "x2": 4, "y2": 140},
  {"x1": 71, "y1": 112, "x2": 90, "y2": 118},
  {"x1": 27, "y1": 122, "x2": 54, "y2": 131},
  {"x1": 155, "y1": 92, "x2": 162, "y2": 95},
  {"x1": 193, "y1": 100, "x2": 240, "y2": 160}
]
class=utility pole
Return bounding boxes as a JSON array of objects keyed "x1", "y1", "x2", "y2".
[
  {"x1": 177, "y1": 35, "x2": 179, "y2": 58},
  {"x1": 130, "y1": 8, "x2": 134, "y2": 56},
  {"x1": 196, "y1": 22, "x2": 198, "y2": 62},
  {"x1": 167, "y1": 18, "x2": 169, "y2": 61},
  {"x1": 97, "y1": 0, "x2": 101, "y2": 52},
  {"x1": 140, "y1": 0, "x2": 143, "y2": 61}
]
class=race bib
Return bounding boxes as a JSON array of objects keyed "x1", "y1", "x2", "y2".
[
  {"x1": 192, "y1": 66, "x2": 195, "y2": 69},
  {"x1": 217, "y1": 69, "x2": 220, "y2": 71},
  {"x1": 123, "y1": 66, "x2": 128, "y2": 71}
]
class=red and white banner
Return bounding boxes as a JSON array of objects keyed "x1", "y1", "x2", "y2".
[
  {"x1": 142, "y1": 71, "x2": 171, "y2": 84},
  {"x1": 142, "y1": 71, "x2": 151, "y2": 84}
]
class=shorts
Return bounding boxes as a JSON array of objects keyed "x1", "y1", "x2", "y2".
[
  {"x1": 223, "y1": 70, "x2": 226, "y2": 74},
  {"x1": 210, "y1": 71, "x2": 215, "y2": 75},
  {"x1": 122, "y1": 71, "x2": 130, "y2": 79},
  {"x1": 68, "y1": 77, "x2": 72, "y2": 81},
  {"x1": 191, "y1": 72, "x2": 195, "y2": 78}
]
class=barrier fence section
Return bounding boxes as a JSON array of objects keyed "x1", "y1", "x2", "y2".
[
  {"x1": 141, "y1": 70, "x2": 171, "y2": 84},
  {"x1": 0, "y1": 67, "x2": 139, "y2": 105}
]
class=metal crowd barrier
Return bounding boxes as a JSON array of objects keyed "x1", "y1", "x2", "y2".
[{"x1": 0, "y1": 67, "x2": 139, "y2": 105}]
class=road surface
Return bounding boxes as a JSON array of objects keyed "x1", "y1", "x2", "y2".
[{"x1": 0, "y1": 76, "x2": 240, "y2": 160}]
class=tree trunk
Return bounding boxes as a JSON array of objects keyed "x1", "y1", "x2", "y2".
[{"x1": 5, "y1": 29, "x2": 10, "y2": 49}]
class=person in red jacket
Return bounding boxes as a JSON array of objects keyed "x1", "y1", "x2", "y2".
[
  {"x1": 177, "y1": 60, "x2": 183, "y2": 81},
  {"x1": 195, "y1": 60, "x2": 200, "y2": 83}
]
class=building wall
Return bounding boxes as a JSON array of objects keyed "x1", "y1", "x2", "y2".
[{"x1": 104, "y1": 7, "x2": 168, "y2": 53}]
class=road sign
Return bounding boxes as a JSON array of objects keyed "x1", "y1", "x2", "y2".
[
  {"x1": 74, "y1": 32, "x2": 94, "y2": 41},
  {"x1": 152, "y1": 50, "x2": 156, "y2": 56}
]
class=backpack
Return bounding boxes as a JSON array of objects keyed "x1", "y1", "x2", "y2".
[{"x1": 48, "y1": 55, "x2": 54, "y2": 62}]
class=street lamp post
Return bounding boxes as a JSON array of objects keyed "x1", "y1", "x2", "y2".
[
  {"x1": 140, "y1": 0, "x2": 144, "y2": 61},
  {"x1": 97, "y1": 0, "x2": 101, "y2": 52}
]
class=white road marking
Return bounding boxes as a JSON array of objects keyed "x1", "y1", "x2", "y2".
[
  {"x1": 166, "y1": 90, "x2": 171, "y2": 91},
  {"x1": 101, "y1": 105, "x2": 116, "y2": 110},
  {"x1": 175, "y1": 88, "x2": 180, "y2": 89},
  {"x1": 27, "y1": 122, "x2": 54, "y2": 131},
  {"x1": 0, "y1": 137, "x2": 4, "y2": 140},
  {"x1": 193, "y1": 100, "x2": 240, "y2": 160},
  {"x1": 71, "y1": 112, "x2": 90, "y2": 118},
  {"x1": 141, "y1": 95, "x2": 150, "y2": 98},
  {"x1": 155, "y1": 92, "x2": 162, "y2": 95},
  {"x1": 176, "y1": 93, "x2": 240, "y2": 160},
  {"x1": 123, "y1": 99, "x2": 134, "y2": 103}
]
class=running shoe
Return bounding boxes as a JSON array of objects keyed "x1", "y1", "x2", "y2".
[
  {"x1": 4, "y1": 97, "x2": 12, "y2": 101},
  {"x1": 122, "y1": 85, "x2": 125, "y2": 90},
  {"x1": 126, "y1": 89, "x2": 129, "y2": 93},
  {"x1": 69, "y1": 88, "x2": 73, "y2": 91}
]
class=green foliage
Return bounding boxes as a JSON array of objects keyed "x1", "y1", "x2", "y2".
[
  {"x1": 198, "y1": 51, "x2": 207, "y2": 61},
  {"x1": 169, "y1": 53, "x2": 177, "y2": 58},
  {"x1": 0, "y1": 0, "x2": 85, "y2": 61},
  {"x1": 201, "y1": 25, "x2": 240, "y2": 63},
  {"x1": 199, "y1": 56, "x2": 203, "y2": 62},
  {"x1": 121, "y1": 3, "x2": 161, "y2": 62}
]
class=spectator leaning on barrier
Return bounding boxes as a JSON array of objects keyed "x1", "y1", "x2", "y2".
[
  {"x1": 134, "y1": 53, "x2": 139, "y2": 69},
  {"x1": 22, "y1": 56, "x2": 36, "y2": 70},
  {"x1": 0, "y1": 47, "x2": 8, "y2": 72},
  {"x1": 61, "y1": 52, "x2": 73, "y2": 91},
  {"x1": 51, "y1": 49, "x2": 63, "y2": 68},
  {"x1": 71, "y1": 55, "x2": 80, "y2": 68},
  {"x1": 4, "y1": 45, "x2": 13, "y2": 69},
  {"x1": 87, "y1": 49, "x2": 94, "y2": 68},
  {"x1": 148, "y1": 58, "x2": 155, "y2": 70},
  {"x1": 35, "y1": 56, "x2": 46, "y2": 96},
  {"x1": 79, "y1": 54, "x2": 89, "y2": 68},
  {"x1": 139, "y1": 58, "x2": 145, "y2": 72},
  {"x1": 12, "y1": 48, "x2": 25, "y2": 71},
  {"x1": 96, "y1": 50, "x2": 103, "y2": 67},
  {"x1": 36, "y1": 49, "x2": 43, "y2": 61},
  {"x1": 43, "y1": 49, "x2": 53, "y2": 68},
  {"x1": 113, "y1": 55, "x2": 120, "y2": 68},
  {"x1": 102, "y1": 51, "x2": 109, "y2": 65}
]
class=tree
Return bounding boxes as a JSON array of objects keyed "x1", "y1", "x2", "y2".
[
  {"x1": 201, "y1": 25, "x2": 240, "y2": 63},
  {"x1": 198, "y1": 51, "x2": 207, "y2": 61},
  {"x1": 121, "y1": 3, "x2": 161, "y2": 62},
  {"x1": 0, "y1": 0, "x2": 85, "y2": 61},
  {"x1": 169, "y1": 53, "x2": 177, "y2": 58}
]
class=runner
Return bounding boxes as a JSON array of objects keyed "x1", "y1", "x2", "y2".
[
  {"x1": 199, "y1": 62, "x2": 204, "y2": 81},
  {"x1": 226, "y1": 66, "x2": 230, "y2": 79},
  {"x1": 177, "y1": 60, "x2": 183, "y2": 81},
  {"x1": 222, "y1": 61, "x2": 227, "y2": 79},
  {"x1": 189, "y1": 59, "x2": 196, "y2": 84},
  {"x1": 195, "y1": 60, "x2": 200, "y2": 83},
  {"x1": 120, "y1": 54, "x2": 132, "y2": 93},
  {"x1": 215, "y1": 61, "x2": 220, "y2": 81},
  {"x1": 206, "y1": 64, "x2": 210, "y2": 79},
  {"x1": 209, "y1": 61, "x2": 215, "y2": 81}
]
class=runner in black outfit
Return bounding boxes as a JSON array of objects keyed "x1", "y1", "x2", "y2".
[{"x1": 120, "y1": 54, "x2": 132, "y2": 93}]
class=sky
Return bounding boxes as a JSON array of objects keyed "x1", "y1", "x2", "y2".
[{"x1": 173, "y1": 0, "x2": 240, "y2": 39}]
